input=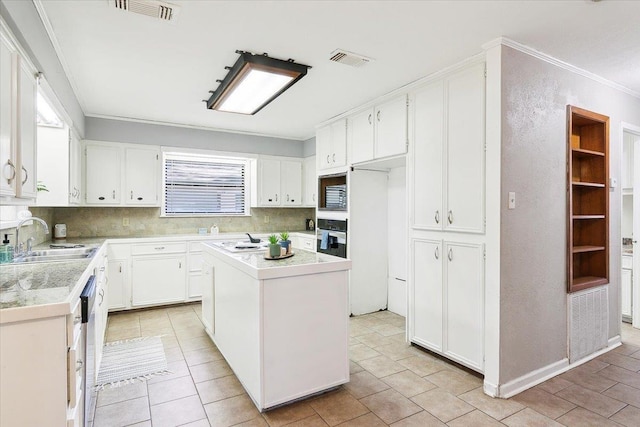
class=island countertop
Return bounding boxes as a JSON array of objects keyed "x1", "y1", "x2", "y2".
[{"x1": 201, "y1": 242, "x2": 352, "y2": 280}]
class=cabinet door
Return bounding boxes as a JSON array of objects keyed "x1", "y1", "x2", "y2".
[
  {"x1": 201, "y1": 258, "x2": 214, "y2": 335},
  {"x1": 316, "y1": 124, "x2": 332, "y2": 171},
  {"x1": 445, "y1": 63, "x2": 485, "y2": 233},
  {"x1": 330, "y1": 119, "x2": 347, "y2": 167},
  {"x1": 36, "y1": 126, "x2": 69, "y2": 206},
  {"x1": 303, "y1": 156, "x2": 316, "y2": 207},
  {"x1": 68, "y1": 131, "x2": 81, "y2": 204},
  {"x1": 259, "y1": 159, "x2": 281, "y2": 206},
  {"x1": 348, "y1": 108, "x2": 374, "y2": 164},
  {"x1": 281, "y1": 160, "x2": 302, "y2": 206},
  {"x1": 125, "y1": 147, "x2": 158, "y2": 205},
  {"x1": 621, "y1": 268, "x2": 632, "y2": 318},
  {"x1": 85, "y1": 143, "x2": 121, "y2": 204},
  {"x1": 16, "y1": 57, "x2": 37, "y2": 200},
  {"x1": 0, "y1": 34, "x2": 16, "y2": 198},
  {"x1": 107, "y1": 259, "x2": 127, "y2": 310},
  {"x1": 411, "y1": 239, "x2": 443, "y2": 351},
  {"x1": 444, "y1": 242, "x2": 484, "y2": 370},
  {"x1": 131, "y1": 255, "x2": 186, "y2": 306},
  {"x1": 375, "y1": 96, "x2": 407, "y2": 159},
  {"x1": 412, "y1": 80, "x2": 444, "y2": 230}
]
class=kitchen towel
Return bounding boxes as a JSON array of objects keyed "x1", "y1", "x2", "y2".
[{"x1": 320, "y1": 230, "x2": 329, "y2": 250}]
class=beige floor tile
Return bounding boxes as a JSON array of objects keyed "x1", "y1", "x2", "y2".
[
  {"x1": 598, "y1": 352, "x2": 640, "y2": 371},
  {"x1": 578, "y1": 359, "x2": 610, "y2": 373},
  {"x1": 171, "y1": 317, "x2": 206, "y2": 331},
  {"x1": 158, "y1": 334, "x2": 179, "y2": 349},
  {"x1": 350, "y1": 316, "x2": 384, "y2": 329},
  {"x1": 285, "y1": 414, "x2": 329, "y2": 427},
  {"x1": 146, "y1": 359, "x2": 190, "y2": 384},
  {"x1": 369, "y1": 323, "x2": 405, "y2": 337},
  {"x1": 93, "y1": 396, "x2": 150, "y2": 427},
  {"x1": 622, "y1": 323, "x2": 640, "y2": 347},
  {"x1": 359, "y1": 388, "x2": 422, "y2": 424},
  {"x1": 597, "y1": 364, "x2": 640, "y2": 389},
  {"x1": 150, "y1": 395, "x2": 207, "y2": 427},
  {"x1": 556, "y1": 384, "x2": 627, "y2": 417},
  {"x1": 184, "y1": 346, "x2": 225, "y2": 366},
  {"x1": 535, "y1": 376, "x2": 574, "y2": 394},
  {"x1": 356, "y1": 333, "x2": 398, "y2": 348},
  {"x1": 612, "y1": 342, "x2": 640, "y2": 356},
  {"x1": 396, "y1": 356, "x2": 448, "y2": 377},
  {"x1": 602, "y1": 382, "x2": 640, "y2": 407},
  {"x1": 175, "y1": 326, "x2": 210, "y2": 340},
  {"x1": 349, "y1": 324, "x2": 374, "y2": 337},
  {"x1": 126, "y1": 421, "x2": 152, "y2": 427},
  {"x1": 511, "y1": 387, "x2": 575, "y2": 419},
  {"x1": 501, "y1": 408, "x2": 564, "y2": 427},
  {"x1": 446, "y1": 409, "x2": 503, "y2": 426},
  {"x1": 107, "y1": 318, "x2": 141, "y2": 332},
  {"x1": 139, "y1": 316, "x2": 172, "y2": 330},
  {"x1": 335, "y1": 412, "x2": 387, "y2": 426},
  {"x1": 350, "y1": 361, "x2": 364, "y2": 374},
  {"x1": 559, "y1": 366, "x2": 618, "y2": 393},
  {"x1": 235, "y1": 418, "x2": 268, "y2": 427},
  {"x1": 309, "y1": 390, "x2": 369, "y2": 426},
  {"x1": 389, "y1": 410, "x2": 446, "y2": 426},
  {"x1": 97, "y1": 381, "x2": 147, "y2": 407},
  {"x1": 458, "y1": 387, "x2": 524, "y2": 420},
  {"x1": 343, "y1": 371, "x2": 390, "y2": 399},
  {"x1": 148, "y1": 375, "x2": 197, "y2": 405},
  {"x1": 410, "y1": 388, "x2": 474, "y2": 423},
  {"x1": 189, "y1": 359, "x2": 233, "y2": 383},
  {"x1": 556, "y1": 407, "x2": 623, "y2": 427},
  {"x1": 106, "y1": 326, "x2": 142, "y2": 342},
  {"x1": 369, "y1": 310, "x2": 403, "y2": 321},
  {"x1": 181, "y1": 420, "x2": 211, "y2": 427},
  {"x1": 196, "y1": 375, "x2": 245, "y2": 404},
  {"x1": 349, "y1": 336, "x2": 360, "y2": 346},
  {"x1": 381, "y1": 370, "x2": 436, "y2": 398},
  {"x1": 137, "y1": 310, "x2": 169, "y2": 321},
  {"x1": 358, "y1": 355, "x2": 406, "y2": 378},
  {"x1": 424, "y1": 370, "x2": 482, "y2": 396},
  {"x1": 609, "y1": 404, "x2": 640, "y2": 427},
  {"x1": 140, "y1": 326, "x2": 175, "y2": 337},
  {"x1": 261, "y1": 401, "x2": 317, "y2": 427},
  {"x1": 375, "y1": 343, "x2": 425, "y2": 361},
  {"x1": 349, "y1": 344, "x2": 381, "y2": 362},
  {"x1": 179, "y1": 335, "x2": 217, "y2": 353},
  {"x1": 204, "y1": 394, "x2": 261, "y2": 427},
  {"x1": 164, "y1": 345, "x2": 185, "y2": 363}
]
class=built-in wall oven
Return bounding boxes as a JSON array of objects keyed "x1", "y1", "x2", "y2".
[{"x1": 317, "y1": 218, "x2": 347, "y2": 258}]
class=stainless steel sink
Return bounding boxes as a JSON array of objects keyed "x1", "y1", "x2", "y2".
[{"x1": 12, "y1": 247, "x2": 97, "y2": 264}]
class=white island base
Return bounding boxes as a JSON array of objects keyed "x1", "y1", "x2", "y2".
[{"x1": 201, "y1": 244, "x2": 352, "y2": 411}]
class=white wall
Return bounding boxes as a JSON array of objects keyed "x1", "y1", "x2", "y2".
[
  {"x1": 387, "y1": 166, "x2": 407, "y2": 316},
  {"x1": 622, "y1": 196, "x2": 633, "y2": 239}
]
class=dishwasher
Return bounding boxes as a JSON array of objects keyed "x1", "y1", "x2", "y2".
[{"x1": 80, "y1": 275, "x2": 97, "y2": 426}]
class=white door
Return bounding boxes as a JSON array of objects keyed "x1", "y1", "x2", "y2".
[
  {"x1": 621, "y1": 264, "x2": 632, "y2": 319},
  {"x1": 375, "y1": 96, "x2": 407, "y2": 159},
  {"x1": 330, "y1": 119, "x2": 347, "y2": 168},
  {"x1": 444, "y1": 241, "x2": 484, "y2": 370},
  {"x1": 632, "y1": 131, "x2": 640, "y2": 328},
  {"x1": 107, "y1": 260, "x2": 127, "y2": 310},
  {"x1": 16, "y1": 57, "x2": 37, "y2": 200},
  {"x1": 303, "y1": 156, "x2": 316, "y2": 207},
  {"x1": 445, "y1": 63, "x2": 485, "y2": 233},
  {"x1": 0, "y1": 34, "x2": 16, "y2": 198},
  {"x1": 126, "y1": 147, "x2": 158, "y2": 205},
  {"x1": 131, "y1": 255, "x2": 186, "y2": 306},
  {"x1": 412, "y1": 239, "x2": 443, "y2": 351},
  {"x1": 85, "y1": 143, "x2": 121, "y2": 204},
  {"x1": 387, "y1": 166, "x2": 407, "y2": 316},
  {"x1": 412, "y1": 80, "x2": 443, "y2": 230},
  {"x1": 281, "y1": 160, "x2": 302, "y2": 206},
  {"x1": 348, "y1": 108, "x2": 374, "y2": 164},
  {"x1": 259, "y1": 159, "x2": 281, "y2": 206}
]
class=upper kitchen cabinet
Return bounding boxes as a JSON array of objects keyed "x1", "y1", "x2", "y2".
[
  {"x1": 411, "y1": 62, "x2": 485, "y2": 234},
  {"x1": 84, "y1": 140, "x2": 160, "y2": 206},
  {"x1": 0, "y1": 25, "x2": 38, "y2": 203},
  {"x1": 348, "y1": 95, "x2": 408, "y2": 164},
  {"x1": 316, "y1": 119, "x2": 347, "y2": 171},
  {"x1": 68, "y1": 131, "x2": 82, "y2": 204},
  {"x1": 255, "y1": 157, "x2": 303, "y2": 207},
  {"x1": 303, "y1": 156, "x2": 317, "y2": 207}
]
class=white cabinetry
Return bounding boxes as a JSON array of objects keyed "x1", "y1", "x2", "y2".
[
  {"x1": 256, "y1": 158, "x2": 302, "y2": 207},
  {"x1": 69, "y1": 131, "x2": 82, "y2": 204},
  {"x1": 131, "y1": 242, "x2": 186, "y2": 307},
  {"x1": 316, "y1": 119, "x2": 347, "y2": 171},
  {"x1": 622, "y1": 132, "x2": 635, "y2": 192},
  {"x1": 411, "y1": 239, "x2": 484, "y2": 371},
  {"x1": 107, "y1": 259, "x2": 127, "y2": 310},
  {"x1": 16, "y1": 57, "x2": 37, "y2": 200},
  {"x1": 188, "y1": 241, "x2": 204, "y2": 299},
  {"x1": 622, "y1": 254, "x2": 633, "y2": 320},
  {"x1": 201, "y1": 252, "x2": 215, "y2": 336},
  {"x1": 303, "y1": 156, "x2": 317, "y2": 207},
  {"x1": 0, "y1": 29, "x2": 15, "y2": 198},
  {"x1": 348, "y1": 109, "x2": 375, "y2": 164},
  {"x1": 84, "y1": 141, "x2": 159, "y2": 206},
  {"x1": 411, "y1": 63, "x2": 485, "y2": 234},
  {"x1": 94, "y1": 248, "x2": 109, "y2": 371}
]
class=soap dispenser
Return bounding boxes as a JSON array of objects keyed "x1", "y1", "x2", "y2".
[{"x1": 0, "y1": 234, "x2": 13, "y2": 264}]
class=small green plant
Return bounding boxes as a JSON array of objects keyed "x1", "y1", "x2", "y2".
[
  {"x1": 36, "y1": 181, "x2": 49, "y2": 192},
  {"x1": 279, "y1": 231, "x2": 289, "y2": 241},
  {"x1": 268, "y1": 234, "x2": 279, "y2": 245}
]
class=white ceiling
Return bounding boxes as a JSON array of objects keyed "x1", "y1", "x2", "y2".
[{"x1": 38, "y1": 0, "x2": 640, "y2": 141}]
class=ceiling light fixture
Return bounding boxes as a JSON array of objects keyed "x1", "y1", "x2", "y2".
[{"x1": 206, "y1": 50, "x2": 311, "y2": 115}]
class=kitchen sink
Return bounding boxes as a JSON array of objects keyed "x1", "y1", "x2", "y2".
[{"x1": 12, "y1": 247, "x2": 97, "y2": 264}]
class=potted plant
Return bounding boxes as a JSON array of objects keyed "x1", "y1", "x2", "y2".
[
  {"x1": 279, "y1": 231, "x2": 291, "y2": 254},
  {"x1": 268, "y1": 234, "x2": 280, "y2": 258}
]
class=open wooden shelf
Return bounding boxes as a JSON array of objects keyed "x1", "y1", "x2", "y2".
[{"x1": 567, "y1": 106, "x2": 609, "y2": 293}]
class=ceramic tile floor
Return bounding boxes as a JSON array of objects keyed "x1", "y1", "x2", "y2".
[{"x1": 93, "y1": 304, "x2": 640, "y2": 427}]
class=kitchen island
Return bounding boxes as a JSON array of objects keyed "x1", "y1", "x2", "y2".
[{"x1": 201, "y1": 242, "x2": 352, "y2": 411}]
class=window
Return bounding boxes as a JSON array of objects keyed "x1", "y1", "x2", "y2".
[{"x1": 163, "y1": 153, "x2": 249, "y2": 216}]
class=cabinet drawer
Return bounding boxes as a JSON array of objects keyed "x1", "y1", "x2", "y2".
[
  {"x1": 131, "y1": 242, "x2": 186, "y2": 256},
  {"x1": 189, "y1": 241, "x2": 204, "y2": 253},
  {"x1": 189, "y1": 253, "x2": 204, "y2": 272},
  {"x1": 622, "y1": 255, "x2": 633, "y2": 270}
]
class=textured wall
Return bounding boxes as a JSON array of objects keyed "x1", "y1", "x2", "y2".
[{"x1": 500, "y1": 46, "x2": 640, "y2": 383}]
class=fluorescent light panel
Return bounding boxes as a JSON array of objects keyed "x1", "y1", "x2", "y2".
[{"x1": 218, "y1": 69, "x2": 294, "y2": 114}]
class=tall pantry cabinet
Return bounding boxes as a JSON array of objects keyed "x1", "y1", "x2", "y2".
[{"x1": 408, "y1": 61, "x2": 486, "y2": 372}]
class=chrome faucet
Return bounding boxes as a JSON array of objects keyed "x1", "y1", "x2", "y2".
[{"x1": 15, "y1": 217, "x2": 50, "y2": 257}]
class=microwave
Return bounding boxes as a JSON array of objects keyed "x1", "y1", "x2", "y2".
[{"x1": 318, "y1": 173, "x2": 347, "y2": 211}]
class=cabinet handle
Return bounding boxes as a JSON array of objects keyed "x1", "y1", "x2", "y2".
[
  {"x1": 326, "y1": 155, "x2": 330, "y2": 164},
  {"x1": 448, "y1": 248, "x2": 453, "y2": 261},
  {"x1": 377, "y1": 110, "x2": 381, "y2": 122},
  {"x1": 332, "y1": 153, "x2": 335, "y2": 163},
  {"x1": 179, "y1": 261, "x2": 182, "y2": 269},
  {"x1": 112, "y1": 190, "x2": 116, "y2": 199},
  {"x1": 287, "y1": 194, "x2": 290, "y2": 202},
  {"x1": 368, "y1": 114, "x2": 372, "y2": 125},
  {"x1": 21, "y1": 166, "x2": 28, "y2": 185},
  {"x1": 434, "y1": 246, "x2": 439, "y2": 260},
  {"x1": 447, "y1": 210, "x2": 453, "y2": 224},
  {"x1": 137, "y1": 197, "x2": 143, "y2": 201},
  {"x1": 76, "y1": 359, "x2": 84, "y2": 372},
  {"x1": 99, "y1": 266, "x2": 105, "y2": 272},
  {"x1": 119, "y1": 265, "x2": 122, "y2": 273},
  {"x1": 435, "y1": 210, "x2": 440, "y2": 224},
  {"x1": 275, "y1": 194, "x2": 278, "y2": 202},
  {"x1": 155, "y1": 246, "x2": 165, "y2": 250},
  {"x1": 131, "y1": 191, "x2": 133, "y2": 200},
  {"x1": 98, "y1": 196, "x2": 105, "y2": 200},
  {"x1": 4, "y1": 159, "x2": 16, "y2": 184},
  {"x1": 313, "y1": 194, "x2": 315, "y2": 202}
]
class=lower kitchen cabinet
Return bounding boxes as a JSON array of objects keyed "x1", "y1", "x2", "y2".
[
  {"x1": 201, "y1": 253, "x2": 215, "y2": 336},
  {"x1": 622, "y1": 254, "x2": 633, "y2": 321},
  {"x1": 131, "y1": 254, "x2": 186, "y2": 306},
  {"x1": 188, "y1": 242, "x2": 204, "y2": 299},
  {"x1": 94, "y1": 249, "x2": 109, "y2": 371},
  {"x1": 411, "y1": 238, "x2": 484, "y2": 372},
  {"x1": 107, "y1": 259, "x2": 127, "y2": 310}
]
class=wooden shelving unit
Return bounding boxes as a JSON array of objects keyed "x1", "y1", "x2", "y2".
[{"x1": 567, "y1": 106, "x2": 609, "y2": 293}]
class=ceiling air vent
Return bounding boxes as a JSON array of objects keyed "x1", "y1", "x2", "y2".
[
  {"x1": 329, "y1": 49, "x2": 373, "y2": 68},
  {"x1": 111, "y1": 0, "x2": 181, "y2": 23}
]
